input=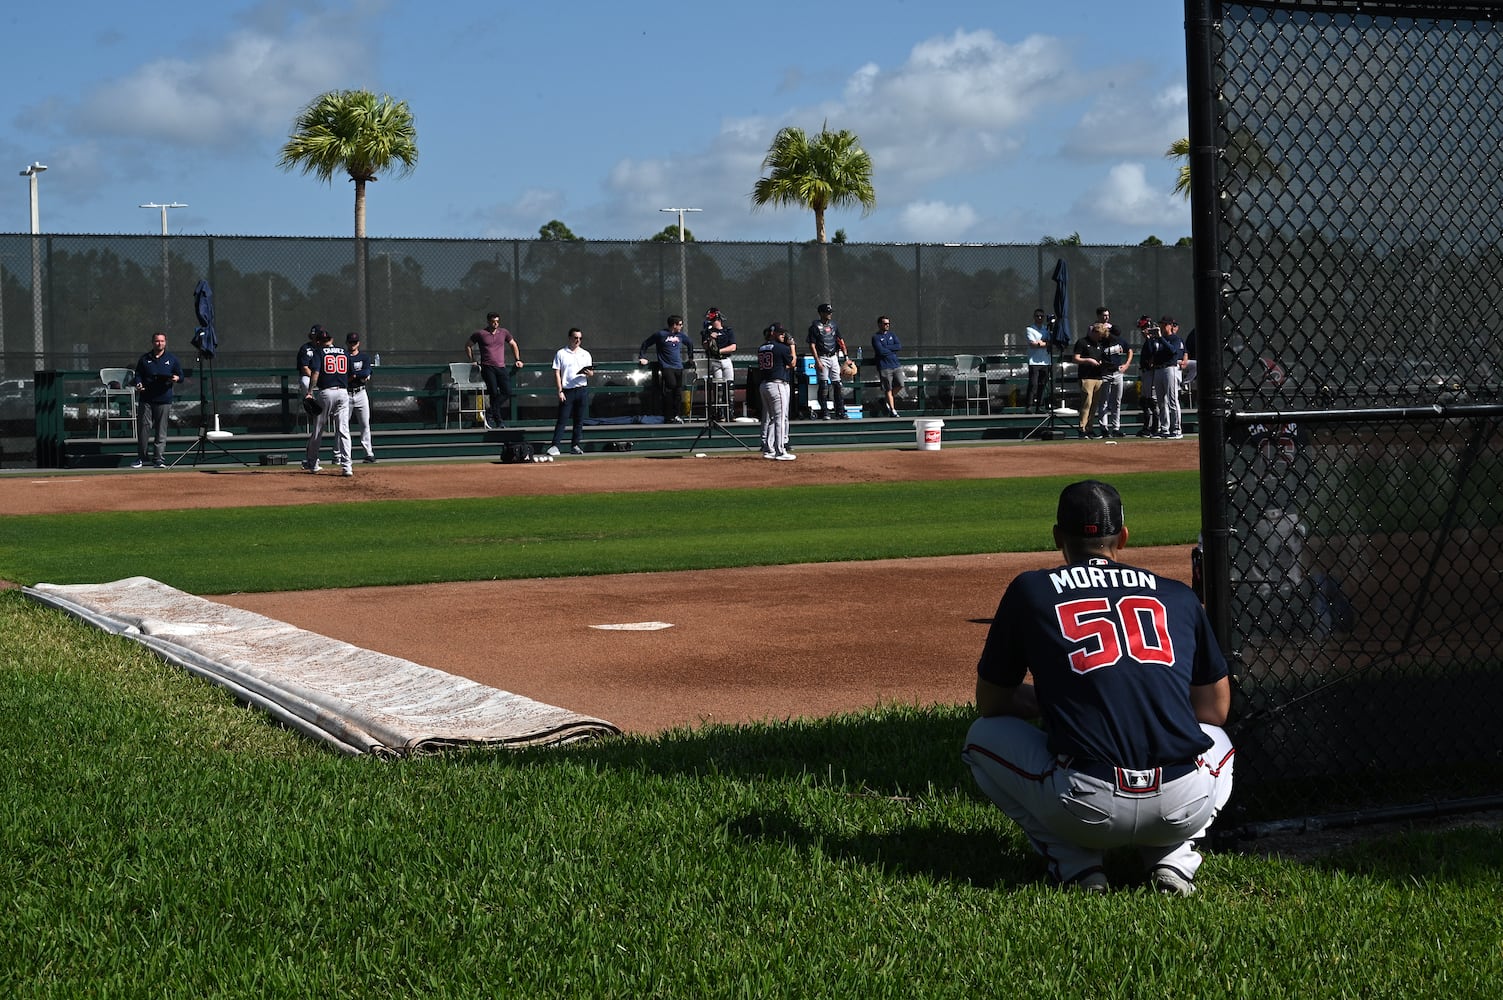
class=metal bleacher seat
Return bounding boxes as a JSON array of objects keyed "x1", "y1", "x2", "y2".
[
  {"x1": 98, "y1": 367, "x2": 137, "y2": 438},
  {"x1": 953, "y1": 355, "x2": 989, "y2": 415},
  {"x1": 446, "y1": 362, "x2": 487, "y2": 428}
]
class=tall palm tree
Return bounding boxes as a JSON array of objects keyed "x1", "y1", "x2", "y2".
[
  {"x1": 279, "y1": 89, "x2": 418, "y2": 332},
  {"x1": 752, "y1": 124, "x2": 876, "y2": 242},
  {"x1": 751, "y1": 123, "x2": 875, "y2": 301}
]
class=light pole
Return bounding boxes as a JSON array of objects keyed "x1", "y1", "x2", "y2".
[
  {"x1": 139, "y1": 201, "x2": 187, "y2": 235},
  {"x1": 21, "y1": 162, "x2": 46, "y2": 365},
  {"x1": 659, "y1": 207, "x2": 701, "y2": 324},
  {"x1": 140, "y1": 202, "x2": 186, "y2": 332}
]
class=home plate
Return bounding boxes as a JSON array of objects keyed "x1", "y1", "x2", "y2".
[{"x1": 591, "y1": 621, "x2": 675, "y2": 631}]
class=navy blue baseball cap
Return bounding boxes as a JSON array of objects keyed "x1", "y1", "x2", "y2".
[
  {"x1": 310, "y1": 324, "x2": 330, "y2": 340},
  {"x1": 1056, "y1": 480, "x2": 1125, "y2": 538}
]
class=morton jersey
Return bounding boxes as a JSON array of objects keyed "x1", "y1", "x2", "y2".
[{"x1": 976, "y1": 557, "x2": 1226, "y2": 768}]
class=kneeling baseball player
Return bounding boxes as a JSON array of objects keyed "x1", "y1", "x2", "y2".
[{"x1": 962, "y1": 480, "x2": 1235, "y2": 894}]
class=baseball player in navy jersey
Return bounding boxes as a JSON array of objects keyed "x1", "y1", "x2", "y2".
[
  {"x1": 962, "y1": 480, "x2": 1234, "y2": 895},
  {"x1": 303, "y1": 327, "x2": 353, "y2": 476},
  {"x1": 757, "y1": 323, "x2": 797, "y2": 460},
  {"x1": 807, "y1": 303, "x2": 846, "y2": 418},
  {"x1": 344, "y1": 331, "x2": 377, "y2": 462},
  {"x1": 296, "y1": 325, "x2": 321, "y2": 397}
]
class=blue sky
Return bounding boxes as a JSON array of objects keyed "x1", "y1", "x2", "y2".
[{"x1": 2, "y1": 0, "x2": 1193, "y2": 244}]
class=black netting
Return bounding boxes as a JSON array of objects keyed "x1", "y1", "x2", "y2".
[
  {"x1": 1196, "y1": 0, "x2": 1503, "y2": 824},
  {"x1": 0, "y1": 236, "x2": 1192, "y2": 374}
]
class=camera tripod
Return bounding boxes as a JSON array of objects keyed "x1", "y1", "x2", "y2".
[
  {"x1": 1021, "y1": 340, "x2": 1078, "y2": 442},
  {"x1": 687, "y1": 359, "x2": 754, "y2": 452},
  {"x1": 171, "y1": 351, "x2": 248, "y2": 467}
]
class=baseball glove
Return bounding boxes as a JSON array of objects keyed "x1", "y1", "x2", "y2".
[
  {"x1": 841, "y1": 358, "x2": 858, "y2": 379},
  {"x1": 302, "y1": 395, "x2": 323, "y2": 417}
]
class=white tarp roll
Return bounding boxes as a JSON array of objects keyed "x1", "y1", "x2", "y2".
[{"x1": 24, "y1": 577, "x2": 620, "y2": 755}]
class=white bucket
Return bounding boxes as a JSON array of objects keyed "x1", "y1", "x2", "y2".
[{"x1": 914, "y1": 418, "x2": 945, "y2": 451}]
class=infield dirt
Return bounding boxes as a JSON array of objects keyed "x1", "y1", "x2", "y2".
[{"x1": 5, "y1": 441, "x2": 1201, "y2": 734}]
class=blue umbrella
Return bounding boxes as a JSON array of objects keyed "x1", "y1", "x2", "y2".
[
  {"x1": 1050, "y1": 258, "x2": 1072, "y2": 347},
  {"x1": 192, "y1": 279, "x2": 217, "y2": 358}
]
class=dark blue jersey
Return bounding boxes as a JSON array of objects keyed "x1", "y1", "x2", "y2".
[
  {"x1": 807, "y1": 319, "x2": 840, "y2": 356},
  {"x1": 347, "y1": 349, "x2": 372, "y2": 387},
  {"x1": 311, "y1": 345, "x2": 350, "y2": 389},
  {"x1": 296, "y1": 342, "x2": 317, "y2": 374},
  {"x1": 977, "y1": 557, "x2": 1226, "y2": 767},
  {"x1": 758, "y1": 341, "x2": 794, "y2": 381},
  {"x1": 1141, "y1": 335, "x2": 1173, "y2": 370},
  {"x1": 1160, "y1": 332, "x2": 1185, "y2": 364}
]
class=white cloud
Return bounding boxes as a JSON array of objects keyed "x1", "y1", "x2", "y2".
[
  {"x1": 1063, "y1": 83, "x2": 1188, "y2": 160},
  {"x1": 472, "y1": 188, "x2": 568, "y2": 238},
  {"x1": 592, "y1": 29, "x2": 1089, "y2": 239},
  {"x1": 898, "y1": 200, "x2": 979, "y2": 242},
  {"x1": 42, "y1": 6, "x2": 378, "y2": 150},
  {"x1": 1075, "y1": 162, "x2": 1188, "y2": 232}
]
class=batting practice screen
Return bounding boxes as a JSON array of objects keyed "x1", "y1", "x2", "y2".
[{"x1": 1186, "y1": 0, "x2": 1503, "y2": 830}]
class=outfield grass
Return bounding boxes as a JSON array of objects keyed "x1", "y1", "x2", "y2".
[
  {"x1": 3, "y1": 593, "x2": 1502, "y2": 997},
  {"x1": 6, "y1": 467, "x2": 1502, "y2": 996},
  {"x1": 0, "y1": 472, "x2": 1200, "y2": 592}
]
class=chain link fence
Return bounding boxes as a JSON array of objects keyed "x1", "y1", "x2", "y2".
[
  {"x1": 0, "y1": 236, "x2": 1191, "y2": 375},
  {"x1": 1191, "y1": 0, "x2": 1503, "y2": 830}
]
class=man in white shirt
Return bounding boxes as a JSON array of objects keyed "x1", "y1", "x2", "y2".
[
  {"x1": 548, "y1": 328, "x2": 595, "y2": 456},
  {"x1": 1025, "y1": 309, "x2": 1052, "y2": 413}
]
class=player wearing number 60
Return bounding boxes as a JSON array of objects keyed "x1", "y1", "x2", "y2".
[
  {"x1": 962, "y1": 480, "x2": 1234, "y2": 896},
  {"x1": 302, "y1": 325, "x2": 353, "y2": 477}
]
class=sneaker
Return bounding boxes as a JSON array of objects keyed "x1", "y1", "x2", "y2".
[
  {"x1": 305, "y1": 463, "x2": 321, "y2": 474},
  {"x1": 363, "y1": 455, "x2": 377, "y2": 463},
  {"x1": 1169, "y1": 432, "x2": 1185, "y2": 439},
  {"x1": 1150, "y1": 866, "x2": 1196, "y2": 897},
  {"x1": 153, "y1": 461, "x2": 167, "y2": 469},
  {"x1": 546, "y1": 446, "x2": 561, "y2": 457},
  {"x1": 130, "y1": 460, "x2": 144, "y2": 469},
  {"x1": 341, "y1": 467, "x2": 354, "y2": 478},
  {"x1": 1067, "y1": 871, "x2": 1111, "y2": 894},
  {"x1": 762, "y1": 452, "x2": 777, "y2": 460},
  {"x1": 775, "y1": 452, "x2": 797, "y2": 461},
  {"x1": 570, "y1": 446, "x2": 584, "y2": 455}
]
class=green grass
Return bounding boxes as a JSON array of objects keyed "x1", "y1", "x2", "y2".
[
  {"x1": 3, "y1": 592, "x2": 1501, "y2": 997},
  {"x1": 0, "y1": 471, "x2": 1201, "y2": 592},
  {"x1": 6, "y1": 466, "x2": 1500, "y2": 995}
]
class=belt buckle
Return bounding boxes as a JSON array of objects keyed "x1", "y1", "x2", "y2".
[{"x1": 1114, "y1": 766, "x2": 1162, "y2": 793}]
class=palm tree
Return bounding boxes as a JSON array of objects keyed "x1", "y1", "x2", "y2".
[
  {"x1": 751, "y1": 123, "x2": 875, "y2": 301},
  {"x1": 751, "y1": 124, "x2": 876, "y2": 242},
  {"x1": 279, "y1": 89, "x2": 418, "y2": 332},
  {"x1": 1168, "y1": 137, "x2": 1191, "y2": 199}
]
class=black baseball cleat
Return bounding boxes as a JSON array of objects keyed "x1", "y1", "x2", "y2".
[{"x1": 363, "y1": 455, "x2": 377, "y2": 463}]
